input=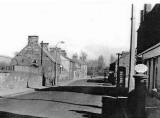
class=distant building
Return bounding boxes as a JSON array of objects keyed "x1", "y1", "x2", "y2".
[
  {"x1": 109, "y1": 51, "x2": 130, "y2": 87},
  {"x1": 0, "y1": 55, "x2": 12, "y2": 72},
  {"x1": 10, "y1": 35, "x2": 87, "y2": 87},
  {"x1": 72, "y1": 57, "x2": 87, "y2": 79},
  {"x1": 137, "y1": 4, "x2": 160, "y2": 91},
  {"x1": 119, "y1": 52, "x2": 130, "y2": 79}
]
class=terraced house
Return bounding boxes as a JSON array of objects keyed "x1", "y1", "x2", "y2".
[{"x1": 8, "y1": 35, "x2": 87, "y2": 88}]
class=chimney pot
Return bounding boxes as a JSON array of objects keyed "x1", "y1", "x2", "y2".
[
  {"x1": 28, "y1": 35, "x2": 39, "y2": 45},
  {"x1": 144, "y1": 4, "x2": 152, "y2": 14},
  {"x1": 43, "y1": 43, "x2": 49, "y2": 50}
]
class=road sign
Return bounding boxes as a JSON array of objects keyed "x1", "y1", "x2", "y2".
[{"x1": 135, "y1": 64, "x2": 148, "y2": 74}]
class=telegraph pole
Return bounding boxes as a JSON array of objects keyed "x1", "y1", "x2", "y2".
[
  {"x1": 40, "y1": 41, "x2": 43, "y2": 65},
  {"x1": 128, "y1": 4, "x2": 136, "y2": 92},
  {"x1": 40, "y1": 41, "x2": 45, "y2": 86},
  {"x1": 116, "y1": 53, "x2": 122, "y2": 87}
]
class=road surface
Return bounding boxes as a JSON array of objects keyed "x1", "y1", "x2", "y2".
[{"x1": 0, "y1": 78, "x2": 111, "y2": 118}]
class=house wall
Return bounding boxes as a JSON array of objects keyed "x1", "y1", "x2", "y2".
[
  {"x1": 119, "y1": 53, "x2": 130, "y2": 78},
  {"x1": 80, "y1": 64, "x2": 87, "y2": 78},
  {"x1": 56, "y1": 55, "x2": 75, "y2": 84},
  {"x1": 0, "y1": 66, "x2": 42, "y2": 89},
  {"x1": 137, "y1": 4, "x2": 160, "y2": 91},
  {"x1": 69, "y1": 61, "x2": 74, "y2": 79},
  {"x1": 114, "y1": 53, "x2": 130, "y2": 88},
  {"x1": 142, "y1": 46, "x2": 160, "y2": 91},
  {"x1": 137, "y1": 4, "x2": 160, "y2": 54}
]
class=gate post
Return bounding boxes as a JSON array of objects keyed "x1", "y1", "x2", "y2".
[{"x1": 133, "y1": 73, "x2": 147, "y2": 118}]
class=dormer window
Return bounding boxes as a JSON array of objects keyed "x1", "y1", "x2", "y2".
[{"x1": 32, "y1": 59, "x2": 37, "y2": 64}]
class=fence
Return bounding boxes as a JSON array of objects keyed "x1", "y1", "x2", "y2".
[{"x1": 0, "y1": 65, "x2": 14, "y2": 73}]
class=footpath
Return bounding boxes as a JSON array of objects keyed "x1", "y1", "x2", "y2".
[{"x1": 0, "y1": 78, "x2": 83, "y2": 97}]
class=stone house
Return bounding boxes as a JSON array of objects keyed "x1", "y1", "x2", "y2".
[
  {"x1": 72, "y1": 59, "x2": 87, "y2": 79},
  {"x1": 10, "y1": 35, "x2": 87, "y2": 88},
  {"x1": 11, "y1": 36, "x2": 56, "y2": 86}
]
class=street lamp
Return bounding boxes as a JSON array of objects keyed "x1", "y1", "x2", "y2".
[{"x1": 54, "y1": 41, "x2": 65, "y2": 85}]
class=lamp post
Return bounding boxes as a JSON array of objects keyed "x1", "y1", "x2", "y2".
[
  {"x1": 116, "y1": 53, "x2": 122, "y2": 88},
  {"x1": 54, "y1": 41, "x2": 64, "y2": 85}
]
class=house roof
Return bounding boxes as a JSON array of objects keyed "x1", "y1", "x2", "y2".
[
  {"x1": 137, "y1": 4, "x2": 160, "y2": 54},
  {"x1": 137, "y1": 41, "x2": 160, "y2": 57},
  {"x1": 13, "y1": 43, "x2": 57, "y2": 64},
  {"x1": 41, "y1": 46, "x2": 56, "y2": 63}
]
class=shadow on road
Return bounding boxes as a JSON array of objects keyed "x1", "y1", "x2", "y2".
[
  {"x1": 0, "y1": 96, "x2": 101, "y2": 109},
  {"x1": 35, "y1": 86, "x2": 128, "y2": 97},
  {"x1": 0, "y1": 111, "x2": 46, "y2": 118},
  {"x1": 70, "y1": 110, "x2": 101, "y2": 118},
  {"x1": 87, "y1": 78, "x2": 108, "y2": 83}
]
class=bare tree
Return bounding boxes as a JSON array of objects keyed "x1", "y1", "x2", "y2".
[
  {"x1": 87, "y1": 59, "x2": 98, "y2": 76},
  {"x1": 79, "y1": 51, "x2": 87, "y2": 62},
  {"x1": 110, "y1": 54, "x2": 116, "y2": 63},
  {"x1": 98, "y1": 55, "x2": 105, "y2": 71}
]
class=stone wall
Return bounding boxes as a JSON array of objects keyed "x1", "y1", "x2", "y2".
[{"x1": 0, "y1": 71, "x2": 42, "y2": 89}]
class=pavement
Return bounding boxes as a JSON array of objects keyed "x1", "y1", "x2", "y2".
[{"x1": 146, "y1": 93, "x2": 160, "y2": 118}]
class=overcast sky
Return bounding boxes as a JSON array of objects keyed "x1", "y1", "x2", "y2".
[{"x1": 0, "y1": 0, "x2": 158, "y2": 65}]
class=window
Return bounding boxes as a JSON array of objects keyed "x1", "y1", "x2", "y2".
[
  {"x1": 60, "y1": 65, "x2": 63, "y2": 74},
  {"x1": 32, "y1": 59, "x2": 37, "y2": 64}
]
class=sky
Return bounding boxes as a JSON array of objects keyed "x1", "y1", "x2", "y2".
[{"x1": 0, "y1": 0, "x2": 158, "y2": 65}]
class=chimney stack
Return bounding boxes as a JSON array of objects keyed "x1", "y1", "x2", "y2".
[
  {"x1": 140, "y1": 10, "x2": 144, "y2": 23},
  {"x1": 60, "y1": 50, "x2": 67, "y2": 57},
  {"x1": 50, "y1": 47, "x2": 55, "y2": 52},
  {"x1": 43, "y1": 43, "x2": 49, "y2": 50},
  {"x1": 140, "y1": 4, "x2": 152, "y2": 24},
  {"x1": 28, "y1": 35, "x2": 39, "y2": 45},
  {"x1": 144, "y1": 4, "x2": 152, "y2": 14}
]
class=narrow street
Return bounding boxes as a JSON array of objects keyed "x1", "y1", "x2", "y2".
[{"x1": 0, "y1": 77, "x2": 111, "y2": 118}]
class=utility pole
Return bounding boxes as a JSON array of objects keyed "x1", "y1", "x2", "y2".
[
  {"x1": 41, "y1": 41, "x2": 43, "y2": 65},
  {"x1": 128, "y1": 4, "x2": 136, "y2": 92},
  {"x1": 40, "y1": 41, "x2": 45, "y2": 86},
  {"x1": 54, "y1": 47, "x2": 57, "y2": 85},
  {"x1": 54, "y1": 41, "x2": 64, "y2": 85},
  {"x1": 116, "y1": 53, "x2": 122, "y2": 87}
]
